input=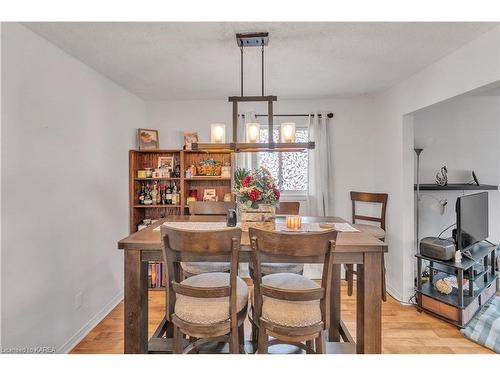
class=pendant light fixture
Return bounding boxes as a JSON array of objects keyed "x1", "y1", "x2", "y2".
[{"x1": 193, "y1": 32, "x2": 315, "y2": 152}]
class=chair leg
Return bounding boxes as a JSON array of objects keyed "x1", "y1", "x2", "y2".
[
  {"x1": 314, "y1": 331, "x2": 326, "y2": 354},
  {"x1": 229, "y1": 328, "x2": 239, "y2": 354},
  {"x1": 257, "y1": 327, "x2": 268, "y2": 354},
  {"x1": 306, "y1": 339, "x2": 315, "y2": 353},
  {"x1": 381, "y1": 255, "x2": 387, "y2": 302},
  {"x1": 238, "y1": 323, "x2": 245, "y2": 353},
  {"x1": 346, "y1": 264, "x2": 354, "y2": 296},
  {"x1": 173, "y1": 325, "x2": 183, "y2": 354},
  {"x1": 251, "y1": 321, "x2": 259, "y2": 353}
]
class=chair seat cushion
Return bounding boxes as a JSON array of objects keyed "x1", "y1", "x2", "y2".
[
  {"x1": 352, "y1": 223, "x2": 386, "y2": 239},
  {"x1": 181, "y1": 262, "x2": 231, "y2": 275},
  {"x1": 175, "y1": 272, "x2": 249, "y2": 324},
  {"x1": 253, "y1": 273, "x2": 321, "y2": 328},
  {"x1": 261, "y1": 263, "x2": 304, "y2": 275}
]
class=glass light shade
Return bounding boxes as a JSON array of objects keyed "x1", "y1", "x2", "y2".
[
  {"x1": 281, "y1": 122, "x2": 296, "y2": 143},
  {"x1": 210, "y1": 123, "x2": 226, "y2": 143},
  {"x1": 246, "y1": 123, "x2": 260, "y2": 143}
]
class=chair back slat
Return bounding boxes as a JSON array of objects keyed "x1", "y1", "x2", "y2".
[
  {"x1": 172, "y1": 281, "x2": 230, "y2": 298},
  {"x1": 248, "y1": 227, "x2": 336, "y2": 257},
  {"x1": 350, "y1": 191, "x2": 388, "y2": 230},
  {"x1": 162, "y1": 226, "x2": 241, "y2": 254},
  {"x1": 276, "y1": 201, "x2": 300, "y2": 215},
  {"x1": 260, "y1": 284, "x2": 325, "y2": 301},
  {"x1": 188, "y1": 201, "x2": 235, "y2": 215}
]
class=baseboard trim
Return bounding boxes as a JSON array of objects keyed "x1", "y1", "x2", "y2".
[
  {"x1": 385, "y1": 283, "x2": 406, "y2": 304},
  {"x1": 58, "y1": 291, "x2": 123, "y2": 354}
]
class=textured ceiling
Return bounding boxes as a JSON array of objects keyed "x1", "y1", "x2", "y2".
[{"x1": 24, "y1": 22, "x2": 498, "y2": 100}]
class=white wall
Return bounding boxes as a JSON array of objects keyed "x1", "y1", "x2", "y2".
[
  {"x1": 370, "y1": 26, "x2": 500, "y2": 302},
  {"x1": 1, "y1": 23, "x2": 145, "y2": 352},
  {"x1": 145, "y1": 97, "x2": 376, "y2": 218},
  {"x1": 414, "y1": 95, "x2": 500, "y2": 244}
]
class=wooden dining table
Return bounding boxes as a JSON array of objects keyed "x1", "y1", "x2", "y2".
[{"x1": 117, "y1": 215, "x2": 387, "y2": 354}]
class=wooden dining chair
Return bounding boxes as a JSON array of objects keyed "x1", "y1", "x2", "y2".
[
  {"x1": 249, "y1": 201, "x2": 304, "y2": 276},
  {"x1": 345, "y1": 191, "x2": 388, "y2": 301},
  {"x1": 249, "y1": 227, "x2": 338, "y2": 354},
  {"x1": 161, "y1": 226, "x2": 248, "y2": 354},
  {"x1": 182, "y1": 201, "x2": 236, "y2": 278},
  {"x1": 275, "y1": 201, "x2": 300, "y2": 215}
]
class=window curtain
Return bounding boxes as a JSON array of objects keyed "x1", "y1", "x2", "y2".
[
  {"x1": 307, "y1": 111, "x2": 332, "y2": 216},
  {"x1": 235, "y1": 111, "x2": 255, "y2": 170}
]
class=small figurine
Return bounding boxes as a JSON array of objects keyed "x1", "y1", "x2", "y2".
[{"x1": 435, "y1": 166, "x2": 448, "y2": 186}]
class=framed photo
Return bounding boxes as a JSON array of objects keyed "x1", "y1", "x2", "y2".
[
  {"x1": 138, "y1": 128, "x2": 159, "y2": 150},
  {"x1": 203, "y1": 188, "x2": 217, "y2": 202},
  {"x1": 157, "y1": 156, "x2": 174, "y2": 171},
  {"x1": 184, "y1": 131, "x2": 199, "y2": 150}
]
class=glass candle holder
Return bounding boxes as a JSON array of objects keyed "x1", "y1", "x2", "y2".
[
  {"x1": 246, "y1": 123, "x2": 260, "y2": 143},
  {"x1": 286, "y1": 215, "x2": 302, "y2": 230},
  {"x1": 210, "y1": 123, "x2": 226, "y2": 143},
  {"x1": 281, "y1": 122, "x2": 296, "y2": 143}
]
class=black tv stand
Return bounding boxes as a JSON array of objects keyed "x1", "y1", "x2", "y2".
[{"x1": 415, "y1": 241, "x2": 497, "y2": 327}]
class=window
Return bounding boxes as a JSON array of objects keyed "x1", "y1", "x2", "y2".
[{"x1": 253, "y1": 126, "x2": 309, "y2": 193}]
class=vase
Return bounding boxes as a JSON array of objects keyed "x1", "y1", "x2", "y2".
[{"x1": 239, "y1": 203, "x2": 276, "y2": 232}]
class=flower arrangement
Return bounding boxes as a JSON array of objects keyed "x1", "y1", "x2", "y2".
[{"x1": 233, "y1": 167, "x2": 280, "y2": 209}]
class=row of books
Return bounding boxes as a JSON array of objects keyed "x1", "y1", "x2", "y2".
[{"x1": 148, "y1": 262, "x2": 166, "y2": 289}]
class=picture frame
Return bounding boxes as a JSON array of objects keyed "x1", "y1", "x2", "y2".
[
  {"x1": 184, "y1": 131, "x2": 199, "y2": 150},
  {"x1": 157, "y1": 156, "x2": 174, "y2": 171},
  {"x1": 138, "y1": 128, "x2": 159, "y2": 150},
  {"x1": 203, "y1": 188, "x2": 217, "y2": 202}
]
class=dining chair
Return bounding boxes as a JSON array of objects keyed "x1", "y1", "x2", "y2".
[
  {"x1": 345, "y1": 191, "x2": 388, "y2": 301},
  {"x1": 161, "y1": 225, "x2": 248, "y2": 354},
  {"x1": 248, "y1": 227, "x2": 338, "y2": 354},
  {"x1": 250, "y1": 201, "x2": 304, "y2": 276},
  {"x1": 181, "y1": 201, "x2": 236, "y2": 277}
]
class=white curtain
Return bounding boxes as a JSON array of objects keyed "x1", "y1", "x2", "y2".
[{"x1": 307, "y1": 111, "x2": 332, "y2": 216}]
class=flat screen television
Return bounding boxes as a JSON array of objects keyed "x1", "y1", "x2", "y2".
[{"x1": 455, "y1": 192, "x2": 488, "y2": 250}]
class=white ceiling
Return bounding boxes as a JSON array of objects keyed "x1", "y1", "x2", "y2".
[{"x1": 24, "y1": 22, "x2": 498, "y2": 100}]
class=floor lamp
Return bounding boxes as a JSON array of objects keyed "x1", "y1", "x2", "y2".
[{"x1": 414, "y1": 148, "x2": 423, "y2": 254}]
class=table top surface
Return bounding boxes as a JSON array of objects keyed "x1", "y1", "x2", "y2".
[{"x1": 118, "y1": 215, "x2": 387, "y2": 253}]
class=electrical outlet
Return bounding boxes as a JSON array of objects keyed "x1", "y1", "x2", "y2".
[{"x1": 75, "y1": 292, "x2": 84, "y2": 310}]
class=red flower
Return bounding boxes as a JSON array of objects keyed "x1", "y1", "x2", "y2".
[
  {"x1": 242, "y1": 175, "x2": 253, "y2": 187},
  {"x1": 249, "y1": 188, "x2": 260, "y2": 202},
  {"x1": 273, "y1": 187, "x2": 280, "y2": 200}
]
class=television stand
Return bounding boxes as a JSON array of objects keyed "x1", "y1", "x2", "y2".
[{"x1": 415, "y1": 241, "x2": 497, "y2": 327}]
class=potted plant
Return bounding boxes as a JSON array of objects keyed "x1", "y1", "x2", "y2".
[{"x1": 233, "y1": 167, "x2": 280, "y2": 231}]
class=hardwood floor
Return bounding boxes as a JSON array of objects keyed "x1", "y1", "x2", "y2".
[{"x1": 70, "y1": 281, "x2": 492, "y2": 354}]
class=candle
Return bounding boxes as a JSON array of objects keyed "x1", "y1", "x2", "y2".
[
  {"x1": 210, "y1": 123, "x2": 226, "y2": 143},
  {"x1": 286, "y1": 215, "x2": 302, "y2": 230},
  {"x1": 246, "y1": 123, "x2": 260, "y2": 143},
  {"x1": 281, "y1": 122, "x2": 296, "y2": 143}
]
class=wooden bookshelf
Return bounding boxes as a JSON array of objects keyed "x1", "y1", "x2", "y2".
[
  {"x1": 129, "y1": 149, "x2": 235, "y2": 230},
  {"x1": 129, "y1": 149, "x2": 234, "y2": 290}
]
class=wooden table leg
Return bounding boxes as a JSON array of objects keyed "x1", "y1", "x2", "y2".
[
  {"x1": 328, "y1": 264, "x2": 341, "y2": 342},
  {"x1": 356, "y1": 252, "x2": 382, "y2": 354},
  {"x1": 124, "y1": 250, "x2": 148, "y2": 353}
]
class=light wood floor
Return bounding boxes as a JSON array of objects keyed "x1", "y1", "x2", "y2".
[{"x1": 71, "y1": 281, "x2": 492, "y2": 354}]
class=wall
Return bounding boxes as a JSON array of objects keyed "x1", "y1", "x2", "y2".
[
  {"x1": 145, "y1": 97, "x2": 377, "y2": 218},
  {"x1": 414, "y1": 95, "x2": 500, "y2": 244},
  {"x1": 370, "y1": 26, "x2": 500, "y2": 302},
  {"x1": 1, "y1": 23, "x2": 145, "y2": 352}
]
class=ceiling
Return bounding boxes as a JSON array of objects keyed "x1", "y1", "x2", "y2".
[{"x1": 24, "y1": 22, "x2": 498, "y2": 100}]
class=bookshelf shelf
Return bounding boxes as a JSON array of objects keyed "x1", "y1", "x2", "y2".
[
  {"x1": 133, "y1": 205, "x2": 183, "y2": 208},
  {"x1": 185, "y1": 177, "x2": 231, "y2": 181},
  {"x1": 135, "y1": 177, "x2": 181, "y2": 181}
]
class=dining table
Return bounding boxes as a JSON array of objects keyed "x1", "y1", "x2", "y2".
[{"x1": 117, "y1": 215, "x2": 388, "y2": 354}]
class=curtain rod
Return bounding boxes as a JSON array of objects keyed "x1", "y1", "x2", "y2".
[{"x1": 238, "y1": 112, "x2": 334, "y2": 118}]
